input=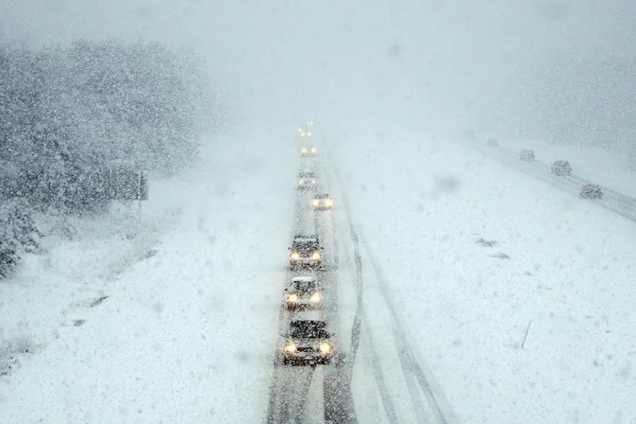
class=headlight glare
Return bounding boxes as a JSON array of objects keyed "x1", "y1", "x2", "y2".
[
  {"x1": 310, "y1": 293, "x2": 322, "y2": 303},
  {"x1": 288, "y1": 293, "x2": 299, "y2": 302},
  {"x1": 319, "y1": 342, "x2": 331, "y2": 354},
  {"x1": 285, "y1": 343, "x2": 297, "y2": 353},
  {"x1": 291, "y1": 252, "x2": 300, "y2": 260},
  {"x1": 311, "y1": 251, "x2": 321, "y2": 260}
]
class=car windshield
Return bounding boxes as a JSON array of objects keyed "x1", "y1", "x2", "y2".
[
  {"x1": 292, "y1": 280, "x2": 317, "y2": 291},
  {"x1": 298, "y1": 172, "x2": 315, "y2": 178},
  {"x1": 288, "y1": 322, "x2": 330, "y2": 339}
]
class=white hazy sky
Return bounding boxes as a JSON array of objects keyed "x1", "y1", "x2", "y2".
[{"x1": 2, "y1": 0, "x2": 635, "y2": 138}]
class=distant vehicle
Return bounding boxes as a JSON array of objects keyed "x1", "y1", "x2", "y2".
[
  {"x1": 297, "y1": 171, "x2": 318, "y2": 190},
  {"x1": 520, "y1": 150, "x2": 535, "y2": 161},
  {"x1": 486, "y1": 138, "x2": 498, "y2": 147},
  {"x1": 301, "y1": 145, "x2": 318, "y2": 157},
  {"x1": 297, "y1": 122, "x2": 314, "y2": 138},
  {"x1": 282, "y1": 320, "x2": 334, "y2": 366},
  {"x1": 285, "y1": 276, "x2": 323, "y2": 311},
  {"x1": 580, "y1": 183, "x2": 603, "y2": 199},
  {"x1": 551, "y1": 160, "x2": 572, "y2": 176},
  {"x1": 289, "y1": 234, "x2": 322, "y2": 268},
  {"x1": 312, "y1": 193, "x2": 333, "y2": 210}
]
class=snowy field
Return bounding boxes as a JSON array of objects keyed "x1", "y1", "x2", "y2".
[
  {"x1": 332, "y1": 128, "x2": 636, "y2": 423},
  {"x1": 1, "y1": 132, "x2": 297, "y2": 423},
  {"x1": 2, "y1": 126, "x2": 636, "y2": 423}
]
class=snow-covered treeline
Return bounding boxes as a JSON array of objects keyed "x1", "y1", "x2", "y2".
[{"x1": 0, "y1": 39, "x2": 216, "y2": 277}]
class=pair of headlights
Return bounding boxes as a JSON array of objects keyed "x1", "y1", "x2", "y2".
[
  {"x1": 287, "y1": 293, "x2": 322, "y2": 303},
  {"x1": 290, "y1": 251, "x2": 321, "y2": 260},
  {"x1": 285, "y1": 342, "x2": 331, "y2": 354},
  {"x1": 299, "y1": 180, "x2": 317, "y2": 185}
]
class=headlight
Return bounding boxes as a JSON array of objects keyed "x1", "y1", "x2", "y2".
[
  {"x1": 301, "y1": 148, "x2": 307, "y2": 153},
  {"x1": 310, "y1": 293, "x2": 322, "y2": 303},
  {"x1": 311, "y1": 147, "x2": 317, "y2": 153},
  {"x1": 325, "y1": 199, "x2": 333, "y2": 206},
  {"x1": 307, "y1": 132, "x2": 312, "y2": 136},
  {"x1": 288, "y1": 293, "x2": 299, "y2": 302},
  {"x1": 319, "y1": 342, "x2": 331, "y2": 354},
  {"x1": 312, "y1": 180, "x2": 316, "y2": 184},
  {"x1": 291, "y1": 252, "x2": 300, "y2": 260},
  {"x1": 299, "y1": 180, "x2": 305, "y2": 185},
  {"x1": 285, "y1": 343, "x2": 297, "y2": 353},
  {"x1": 311, "y1": 251, "x2": 321, "y2": 260},
  {"x1": 312, "y1": 199, "x2": 319, "y2": 206}
]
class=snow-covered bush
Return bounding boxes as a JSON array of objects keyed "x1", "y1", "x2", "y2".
[
  {"x1": 0, "y1": 199, "x2": 41, "y2": 278},
  {"x1": 0, "y1": 40, "x2": 216, "y2": 215}
]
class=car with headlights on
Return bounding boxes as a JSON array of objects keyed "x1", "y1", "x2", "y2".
[
  {"x1": 282, "y1": 320, "x2": 334, "y2": 366},
  {"x1": 301, "y1": 145, "x2": 318, "y2": 157},
  {"x1": 551, "y1": 160, "x2": 572, "y2": 176},
  {"x1": 520, "y1": 149, "x2": 535, "y2": 161},
  {"x1": 297, "y1": 171, "x2": 318, "y2": 190},
  {"x1": 312, "y1": 193, "x2": 333, "y2": 210},
  {"x1": 289, "y1": 234, "x2": 323, "y2": 268},
  {"x1": 580, "y1": 183, "x2": 603, "y2": 199},
  {"x1": 285, "y1": 276, "x2": 323, "y2": 310}
]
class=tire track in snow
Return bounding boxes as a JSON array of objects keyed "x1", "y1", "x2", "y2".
[
  {"x1": 332, "y1": 160, "x2": 400, "y2": 424},
  {"x1": 332, "y1": 152, "x2": 457, "y2": 424}
]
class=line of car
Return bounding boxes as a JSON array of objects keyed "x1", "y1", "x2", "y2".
[
  {"x1": 279, "y1": 122, "x2": 337, "y2": 367},
  {"x1": 487, "y1": 139, "x2": 604, "y2": 199}
]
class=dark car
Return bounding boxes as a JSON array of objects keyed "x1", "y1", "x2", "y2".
[
  {"x1": 312, "y1": 193, "x2": 333, "y2": 210},
  {"x1": 297, "y1": 171, "x2": 318, "y2": 190},
  {"x1": 282, "y1": 320, "x2": 334, "y2": 366},
  {"x1": 581, "y1": 183, "x2": 603, "y2": 199},
  {"x1": 285, "y1": 276, "x2": 323, "y2": 310},
  {"x1": 289, "y1": 234, "x2": 322, "y2": 268},
  {"x1": 520, "y1": 149, "x2": 535, "y2": 161},
  {"x1": 301, "y1": 145, "x2": 318, "y2": 157},
  {"x1": 552, "y1": 160, "x2": 572, "y2": 176}
]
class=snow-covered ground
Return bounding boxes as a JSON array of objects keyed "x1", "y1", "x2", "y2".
[
  {"x1": 3, "y1": 126, "x2": 636, "y2": 423},
  {"x1": 1, "y1": 132, "x2": 297, "y2": 422},
  {"x1": 332, "y1": 128, "x2": 636, "y2": 423}
]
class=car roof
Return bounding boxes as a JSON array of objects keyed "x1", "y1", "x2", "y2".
[
  {"x1": 294, "y1": 234, "x2": 318, "y2": 240},
  {"x1": 291, "y1": 276, "x2": 316, "y2": 283},
  {"x1": 298, "y1": 171, "x2": 316, "y2": 177}
]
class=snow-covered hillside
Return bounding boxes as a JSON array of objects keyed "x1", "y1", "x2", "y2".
[
  {"x1": 331, "y1": 129, "x2": 636, "y2": 423},
  {"x1": 1, "y1": 132, "x2": 297, "y2": 423}
]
